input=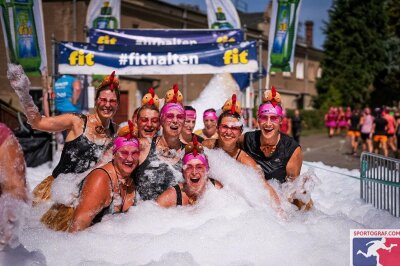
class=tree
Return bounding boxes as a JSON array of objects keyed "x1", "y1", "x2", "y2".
[
  {"x1": 371, "y1": 0, "x2": 400, "y2": 107},
  {"x1": 315, "y1": 0, "x2": 387, "y2": 108}
]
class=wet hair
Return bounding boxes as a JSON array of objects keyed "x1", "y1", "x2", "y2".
[
  {"x1": 132, "y1": 107, "x2": 140, "y2": 121},
  {"x1": 203, "y1": 108, "x2": 216, "y2": 115},
  {"x1": 217, "y1": 111, "x2": 243, "y2": 130},
  {"x1": 184, "y1": 106, "x2": 196, "y2": 111},
  {"x1": 137, "y1": 103, "x2": 159, "y2": 118},
  {"x1": 95, "y1": 79, "x2": 121, "y2": 103}
]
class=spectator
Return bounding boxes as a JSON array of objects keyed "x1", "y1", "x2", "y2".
[{"x1": 291, "y1": 109, "x2": 302, "y2": 144}]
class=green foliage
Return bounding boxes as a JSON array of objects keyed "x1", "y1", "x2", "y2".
[
  {"x1": 371, "y1": 0, "x2": 400, "y2": 107},
  {"x1": 286, "y1": 109, "x2": 325, "y2": 131},
  {"x1": 315, "y1": 0, "x2": 388, "y2": 108},
  {"x1": 313, "y1": 85, "x2": 343, "y2": 110},
  {"x1": 299, "y1": 109, "x2": 325, "y2": 131}
]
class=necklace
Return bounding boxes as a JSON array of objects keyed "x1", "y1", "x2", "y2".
[
  {"x1": 93, "y1": 114, "x2": 110, "y2": 135},
  {"x1": 112, "y1": 161, "x2": 132, "y2": 211},
  {"x1": 95, "y1": 125, "x2": 107, "y2": 135},
  {"x1": 188, "y1": 196, "x2": 197, "y2": 205},
  {"x1": 260, "y1": 134, "x2": 281, "y2": 157},
  {"x1": 156, "y1": 136, "x2": 183, "y2": 159}
]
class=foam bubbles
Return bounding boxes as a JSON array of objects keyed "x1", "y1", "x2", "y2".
[{"x1": 14, "y1": 156, "x2": 400, "y2": 265}]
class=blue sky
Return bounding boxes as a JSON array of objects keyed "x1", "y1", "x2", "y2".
[{"x1": 162, "y1": 0, "x2": 333, "y2": 49}]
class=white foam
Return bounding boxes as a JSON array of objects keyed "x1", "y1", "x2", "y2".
[{"x1": 9, "y1": 157, "x2": 398, "y2": 265}]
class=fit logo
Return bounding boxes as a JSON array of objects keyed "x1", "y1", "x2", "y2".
[
  {"x1": 223, "y1": 48, "x2": 248, "y2": 65},
  {"x1": 69, "y1": 50, "x2": 95, "y2": 66},
  {"x1": 216, "y1": 35, "x2": 236, "y2": 43},
  {"x1": 97, "y1": 35, "x2": 117, "y2": 45}
]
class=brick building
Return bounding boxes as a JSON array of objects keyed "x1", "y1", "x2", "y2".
[{"x1": 0, "y1": 0, "x2": 323, "y2": 126}]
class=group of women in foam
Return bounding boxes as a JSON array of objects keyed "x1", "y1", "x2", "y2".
[{"x1": 7, "y1": 66, "x2": 305, "y2": 232}]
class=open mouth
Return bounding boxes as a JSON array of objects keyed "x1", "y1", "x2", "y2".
[
  {"x1": 262, "y1": 127, "x2": 274, "y2": 133},
  {"x1": 144, "y1": 128, "x2": 155, "y2": 133},
  {"x1": 101, "y1": 108, "x2": 113, "y2": 115},
  {"x1": 190, "y1": 177, "x2": 200, "y2": 183},
  {"x1": 123, "y1": 162, "x2": 134, "y2": 167},
  {"x1": 170, "y1": 125, "x2": 179, "y2": 131}
]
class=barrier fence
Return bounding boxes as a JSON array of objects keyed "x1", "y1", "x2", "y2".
[{"x1": 360, "y1": 152, "x2": 400, "y2": 217}]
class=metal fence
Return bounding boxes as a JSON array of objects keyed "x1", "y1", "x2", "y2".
[{"x1": 360, "y1": 152, "x2": 400, "y2": 217}]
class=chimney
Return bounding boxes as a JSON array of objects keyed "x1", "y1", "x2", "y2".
[{"x1": 305, "y1": 20, "x2": 313, "y2": 47}]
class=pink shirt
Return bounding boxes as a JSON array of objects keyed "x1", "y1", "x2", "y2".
[
  {"x1": 384, "y1": 114, "x2": 395, "y2": 134},
  {"x1": 361, "y1": 115, "x2": 373, "y2": 133}
]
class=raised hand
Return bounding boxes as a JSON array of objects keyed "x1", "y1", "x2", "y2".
[{"x1": 7, "y1": 64, "x2": 40, "y2": 123}]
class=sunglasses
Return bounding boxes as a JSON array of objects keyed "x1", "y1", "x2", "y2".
[
  {"x1": 139, "y1": 117, "x2": 159, "y2": 124},
  {"x1": 184, "y1": 163, "x2": 207, "y2": 172},
  {"x1": 117, "y1": 150, "x2": 139, "y2": 159},
  {"x1": 258, "y1": 115, "x2": 280, "y2": 123},
  {"x1": 98, "y1": 97, "x2": 118, "y2": 106},
  {"x1": 219, "y1": 124, "x2": 242, "y2": 132},
  {"x1": 164, "y1": 113, "x2": 185, "y2": 122}
]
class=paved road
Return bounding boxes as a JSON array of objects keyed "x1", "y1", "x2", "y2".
[{"x1": 300, "y1": 133, "x2": 360, "y2": 170}]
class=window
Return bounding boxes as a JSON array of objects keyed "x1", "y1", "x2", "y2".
[
  {"x1": 296, "y1": 62, "x2": 304, "y2": 79},
  {"x1": 317, "y1": 67, "x2": 322, "y2": 79},
  {"x1": 282, "y1": 71, "x2": 291, "y2": 77},
  {"x1": 308, "y1": 64, "x2": 315, "y2": 82}
]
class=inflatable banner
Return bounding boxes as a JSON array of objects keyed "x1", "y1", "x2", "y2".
[
  {"x1": 57, "y1": 41, "x2": 258, "y2": 75},
  {"x1": 88, "y1": 28, "x2": 243, "y2": 45}
]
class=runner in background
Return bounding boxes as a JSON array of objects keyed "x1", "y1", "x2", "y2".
[
  {"x1": 347, "y1": 109, "x2": 361, "y2": 156},
  {"x1": 372, "y1": 108, "x2": 388, "y2": 157},
  {"x1": 324, "y1": 107, "x2": 336, "y2": 138},
  {"x1": 291, "y1": 109, "x2": 302, "y2": 144},
  {"x1": 360, "y1": 107, "x2": 374, "y2": 153},
  {"x1": 395, "y1": 109, "x2": 400, "y2": 158},
  {"x1": 382, "y1": 108, "x2": 396, "y2": 155},
  {"x1": 336, "y1": 106, "x2": 348, "y2": 136}
]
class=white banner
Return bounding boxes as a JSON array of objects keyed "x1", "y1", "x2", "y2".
[
  {"x1": 267, "y1": 0, "x2": 302, "y2": 73},
  {"x1": 86, "y1": 0, "x2": 120, "y2": 30},
  {"x1": 205, "y1": 0, "x2": 240, "y2": 29}
]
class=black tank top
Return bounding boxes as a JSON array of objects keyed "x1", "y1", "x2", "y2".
[
  {"x1": 173, "y1": 178, "x2": 217, "y2": 206},
  {"x1": 133, "y1": 137, "x2": 183, "y2": 201},
  {"x1": 52, "y1": 115, "x2": 114, "y2": 178},
  {"x1": 349, "y1": 114, "x2": 361, "y2": 131},
  {"x1": 91, "y1": 168, "x2": 115, "y2": 224},
  {"x1": 243, "y1": 131, "x2": 299, "y2": 183}
]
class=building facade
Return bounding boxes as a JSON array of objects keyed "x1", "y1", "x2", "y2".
[{"x1": 0, "y1": 0, "x2": 323, "y2": 126}]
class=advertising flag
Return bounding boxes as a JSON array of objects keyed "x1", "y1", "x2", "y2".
[
  {"x1": 88, "y1": 28, "x2": 244, "y2": 46},
  {"x1": 205, "y1": 0, "x2": 240, "y2": 29},
  {"x1": 57, "y1": 41, "x2": 258, "y2": 75},
  {"x1": 267, "y1": 0, "x2": 302, "y2": 73},
  {"x1": 86, "y1": 0, "x2": 120, "y2": 30},
  {"x1": 0, "y1": 0, "x2": 47, "y2": 75}
]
